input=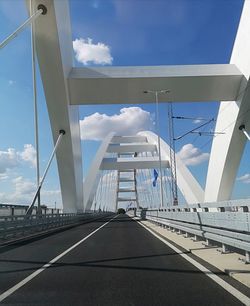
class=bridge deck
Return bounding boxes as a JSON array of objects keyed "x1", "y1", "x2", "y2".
[{"x1": 0, "y1": 215, "x2": 247, "y2": 305}]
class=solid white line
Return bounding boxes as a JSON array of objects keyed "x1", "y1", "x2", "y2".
[
  {"x1": 0, "y1": 214, "x2": 117, "y2": 303},
  {"x1": 135, "y1": 218, "x2": 250, "y2": 306}
]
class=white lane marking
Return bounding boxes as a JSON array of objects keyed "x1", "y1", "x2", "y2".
[
  {"x1": 0, "y1": 214, "x2": 118, "y2": 303},
  {"x1": 135, "y1": 218, "x2": 250, "y2": 306}
]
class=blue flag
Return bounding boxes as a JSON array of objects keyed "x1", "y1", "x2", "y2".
[{"x1": 152, "y1": 169, "x2": 158, "y2": 187}]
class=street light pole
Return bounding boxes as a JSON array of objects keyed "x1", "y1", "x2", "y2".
[{"x1": 144, "y1": 90, "x2": 170, "y2": 208}]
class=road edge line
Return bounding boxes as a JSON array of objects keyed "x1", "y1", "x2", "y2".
[
  {"x1": 135, "y1": 217, "x2": 250, "y2": 306},
  {"x1": 0, "y1": 214, "x2": 118, "y2": 303}
]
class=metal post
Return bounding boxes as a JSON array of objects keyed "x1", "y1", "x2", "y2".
[
  {"x1": 30, "y1": 0, "x2": 41, "y2": 215},
  {"x1": 134, "y1": 169, "x2": 139, "y2": 209},
  {"x1": 155, "y1": 92, "x2": 164, "y2": 209},
  {"x1": 143, "y1": 90, "x2": 169, "y2": 208},
  {"x1": 0, "y1": 4, "x2": 47, "y2": 49},
  {"x1": 168, "y1": 103, "x2": 178, "y2": 205},
  {"x1": 26, "y1": 130, "x2": 65, "y2": 215},
  {"x1": 115, "y1": 170, "x2": 119, "y2": 212}
]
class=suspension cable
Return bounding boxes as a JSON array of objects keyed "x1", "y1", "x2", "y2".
[
  {"x1": 26, "y1": 130, "x2": 65, "y2": 215},
  {"x1": 0, "y1": 4, "x2": 47, "y2": 49}
]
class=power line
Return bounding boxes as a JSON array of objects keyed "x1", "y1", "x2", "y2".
[{"x1": 198, "y1": 106, "x2": 250, "y2": 150}]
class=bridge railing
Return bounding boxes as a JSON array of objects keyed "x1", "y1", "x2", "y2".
[
  {"x1": 137, "y1": 199, "x2": 250, "y2": 263},
  {"x1": 0, "y1": 204, "x2": 62, "y2": 216},
  {"x1": 0, "y1": 212, "x2": 111, "y2": 245}
]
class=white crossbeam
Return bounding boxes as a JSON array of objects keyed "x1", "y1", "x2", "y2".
[
  {"x1": 118, "y1": 189, "x2": 136, "y2": 192},
  {"x1": 119, "y1": 178, "x2": 135, "y2": 182},
  {"x1": 117, "y1": 198, "x2": 137, "y2": 202},
  {"x1": 101, "y1": 157, "x2": 169, "y2": 170},
  {"x1": 107, "y1": 143, "x2": 156, "y2": 153},
  {"x1": 111, "y1": 136, "x2": 147, "y2": 143},
  {"x1": 68, "y1": 64, "x2": 243, "y2": 105}
]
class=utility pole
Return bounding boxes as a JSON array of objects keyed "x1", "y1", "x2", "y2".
[
  {"x1": 143, "y1": 90, "x2": 169, "y2": 208},
  {"x1": 168, "y1": 103, "x2": 178, "y2": 206}
]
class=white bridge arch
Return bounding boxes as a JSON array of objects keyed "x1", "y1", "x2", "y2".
[
  {"x1": 83, "y1": 131, "x2": 204, "y2": 212},
  {"x1": 28, "y1": 0, "x2": 250, "y2": 212}
]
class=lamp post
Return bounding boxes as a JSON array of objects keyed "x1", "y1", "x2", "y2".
[{"x1": 144, "y1": 90, "x2": 170, "y2": 208}]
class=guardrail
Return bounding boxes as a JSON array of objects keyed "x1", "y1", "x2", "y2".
[
  {"x1": 0, "y1": 212, "x2": 112, "y2": 245},
  {"x1": 0, "y1": 203, "x2": 62, "y2": 216},
  {"x1": 136, "y1": 199, "x2": 250, "y2": 263}
]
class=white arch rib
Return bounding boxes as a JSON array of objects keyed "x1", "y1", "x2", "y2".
[{"x1": 138, "y1": 131, "x2": 204, "y2": 204}]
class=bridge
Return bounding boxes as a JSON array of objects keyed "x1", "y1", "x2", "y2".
[{"x1": 1, "y1": 0, "x2": 250, "y2": 305}]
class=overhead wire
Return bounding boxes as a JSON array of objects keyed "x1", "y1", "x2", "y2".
[{"x1": 198, "y1": 105, "x2": 250, "y2": 151}]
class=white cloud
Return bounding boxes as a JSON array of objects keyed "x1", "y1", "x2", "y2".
[
  {"x1": 237, "y1": 174, "x2": 250, "y2": 184},
  {"x1": 0, "y1": 148, "x2": 19, "y2": 173},
  {"x1": 12, "y1": 176, "x2": 36, "y2": 196},
  {"x1": 177, "y1": 143, "x2": 209, "y2": 166},
  {"x1": 19, "y1": 144, "x2": 36, "y2": 168},
  {"x1": 0, "y1": 176, "x2": 36, "y2": 204},
  {"x1": 73, "y1": 38, "x2": 113, "y2": 65},
  {"x1": 0, "y1": 176, "x2": 61, "y2": 206},
  {"x1": 80, "y1": 107, "x2": 153, "y2": 141},
  {"x1": 0, "y1": 173, "x2": 9, "y2": 181},
  {"x1": 193, "y1": 118, "x2": 203, "y2": 124},
  {"x1": 0, "y1": 145, "x2": 36, "y2": 174}
]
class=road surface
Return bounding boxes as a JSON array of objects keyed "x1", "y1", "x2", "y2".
[{"x1": 0, "y1": 214, "x2": 249, "y2": 305}]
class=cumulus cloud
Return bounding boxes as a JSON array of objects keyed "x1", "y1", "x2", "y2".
[
  {"x1": 0, "y1": 176, "x2": 36, "y2": 204},
  {"x1": 193, "y1": 118, "x2": 203, "y2": 124},
  {"x1": 0, "y1": 176, "x2": 61, "y2": 205},
  {"x1": 237, "y1": 174, "x2": 250, "y2": 184},
  {"x1": 12, "y1": 176, "x2": 36, "y2": 196},
  {"x1": 0, "y1": 144, "x2": 37, "y2": 175},
  {"x1": 73, "y1": 38, "x2": 113, "y2": 65},
  {"x1": 80, "y1": 107, "x2": 154, "y2": 141},
  {"x1": 0, "y1": 148, "x2": 19, "y2": 173},
  {"x1": 19, "y1": 144, "x2": 36, "y2": 168},
  {"x1": 0, "y1": 173, "x2": 9, "y2": 181},
  {"x1": 177, "y1": 143, "x2": 209, "y2": 166}
]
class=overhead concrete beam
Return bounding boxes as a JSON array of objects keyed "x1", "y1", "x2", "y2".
[{"x1": 68, "y1": 64, "x2": 243, "y2": 105}]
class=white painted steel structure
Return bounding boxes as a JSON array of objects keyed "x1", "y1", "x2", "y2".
[
  {"x1": 84, "y1": 133, "x2": 171, "y2": 211},
  {"x1": 205, "y1": 0, "x2": 250, "y2": 202},
  {"x1": 25, "y1": 0, "x2": 250, "y2": 212},
  {"x1": 139, "y1": 131, "x2": 204, "y2": 204}
]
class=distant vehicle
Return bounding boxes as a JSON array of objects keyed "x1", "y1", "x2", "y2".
[{"x1": 117, "y1": 208, "x2": 126, "y2": 214}]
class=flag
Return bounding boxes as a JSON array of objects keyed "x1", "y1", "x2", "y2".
[{"x1": 152, "y1": 169, "x2": 158, "y2": 187}]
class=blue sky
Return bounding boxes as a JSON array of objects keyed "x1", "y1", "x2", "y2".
[{"x1": 0, "y1": 0, "x2": 249, "y2": 208}]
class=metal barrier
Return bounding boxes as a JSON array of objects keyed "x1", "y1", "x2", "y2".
[
  {"x1": 137, "y1": 198, "x2": 250, "y2": 263},
  {"x1": 0, "y1": 204, "x2": 61, "y2": 216},
  {"x1": 0, "y1": 212, "x2": 111, "y2": 244}
]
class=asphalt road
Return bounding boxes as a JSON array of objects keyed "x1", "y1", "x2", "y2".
[{"x1": 0, "y1": 214, "x2": 248, "y2": 305}]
